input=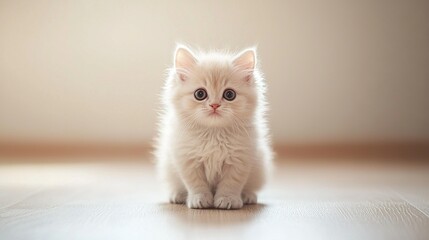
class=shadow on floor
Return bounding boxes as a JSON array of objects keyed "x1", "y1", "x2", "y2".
[{"x1": 157, "y1": 202, "x2": 267, "y2": 226}]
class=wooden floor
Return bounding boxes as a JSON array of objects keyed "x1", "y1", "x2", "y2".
[{"x1": 0, "y1": 156, "x2": 428, "y2": 240}]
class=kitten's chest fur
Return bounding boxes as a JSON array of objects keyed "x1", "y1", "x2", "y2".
[{"x1": 176, "y1": 126, "x2": 252, "y2": 185}]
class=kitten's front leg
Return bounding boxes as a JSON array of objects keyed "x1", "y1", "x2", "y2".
[
  {"x1": 179, "y1": 164, "x2": 213, "y2": 209},
  {"x1": 214, "y1": 163, "x2": 250, "y2": 209}
]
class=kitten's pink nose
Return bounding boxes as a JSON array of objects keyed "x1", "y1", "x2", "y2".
[{"x1": 210, "y1": 104, "x2": 220, "y2": 110}]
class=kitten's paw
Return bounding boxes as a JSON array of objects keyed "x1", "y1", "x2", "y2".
[
  {"x1": 169, "y1": 191, "x2": 187, "y2": 204},
  {"x1": 214, "y1": 194, "x2": 243, "y2": 209},
  {"x1": 242, "y1": 192, "x2": 257, "y2": 205},
  {"x1": 187, "y1": 192, "x2": 213, "y2": 209}
]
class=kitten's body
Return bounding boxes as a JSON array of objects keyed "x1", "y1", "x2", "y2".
[{"x1": 155, "y1": 45, "x2": 272, "y2": 209}]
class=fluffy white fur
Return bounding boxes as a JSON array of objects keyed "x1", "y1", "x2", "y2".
[{"x1": 155, "y1": 45, "x2": 272, "y2": 209}]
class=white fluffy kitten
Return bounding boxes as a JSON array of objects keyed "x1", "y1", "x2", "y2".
[{"x1": 155, "y1": 45, "x2": 272, "y2": 209}]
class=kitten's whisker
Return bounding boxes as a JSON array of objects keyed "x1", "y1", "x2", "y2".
[{"x1": 230, "y1": 112, "x2": 252, "y2": 139}]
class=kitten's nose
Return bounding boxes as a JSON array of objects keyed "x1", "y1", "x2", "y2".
[{"x1": 210, "y1": 104, "x2": 220, "y2": 110}]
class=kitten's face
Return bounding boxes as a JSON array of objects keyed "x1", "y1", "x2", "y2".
[{"x1": 171, "y1": 47, "x2": 258, "y2": 128}]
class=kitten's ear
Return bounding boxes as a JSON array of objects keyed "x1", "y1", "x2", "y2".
[
  {"x1": 174, "y1": 46, "x2": 197, "y2": 81},
  {"x1": 233, "y1": 48, "x2": 256, "y2": 75}
]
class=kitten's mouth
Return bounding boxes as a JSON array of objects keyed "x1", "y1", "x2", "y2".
[{"x1": 209, "y1": 111, "x2": 221, "y2": 117}]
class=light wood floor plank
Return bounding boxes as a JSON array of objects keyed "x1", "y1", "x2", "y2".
[{"x1": 0, "y1": 158, "x2": 428, "y2": 240}]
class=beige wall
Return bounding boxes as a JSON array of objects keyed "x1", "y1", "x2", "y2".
[{"x1": 1, "y1": 0, "x2": 428, "y2": 143}]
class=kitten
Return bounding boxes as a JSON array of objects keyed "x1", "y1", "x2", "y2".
[{"x1": 155, "y1": 45, "x2": 272, "y2": 209}]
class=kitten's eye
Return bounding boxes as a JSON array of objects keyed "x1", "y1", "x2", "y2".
[
  {"x1": 194, "y1": 88, "x2": 207, "y2": 101},
  {"x1": 223, "y1": 89, "x2": 236, "y2": 101}
]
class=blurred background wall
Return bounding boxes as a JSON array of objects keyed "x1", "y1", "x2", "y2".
[{"x1": 1, "y1": 0, "x2": 428, "y2": 146}]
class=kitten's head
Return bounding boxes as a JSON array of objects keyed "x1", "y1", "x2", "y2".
[{"x1": 166, "y1": 45, "x2": 264, "y2": 128}]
